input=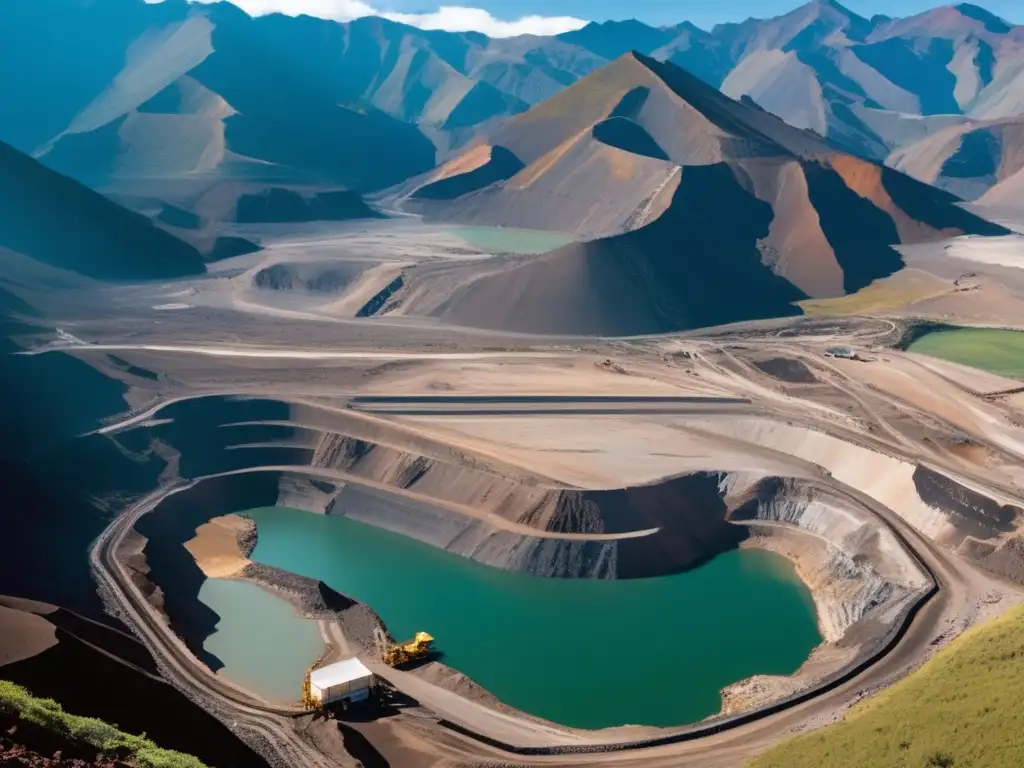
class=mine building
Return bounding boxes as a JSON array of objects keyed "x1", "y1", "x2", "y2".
[{"x1": 308, "y1": 658, "x2": 375, "y2": 706}]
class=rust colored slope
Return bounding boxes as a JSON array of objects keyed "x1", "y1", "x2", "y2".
[
  {"x1": 404, "y1": 52, "x2": 841, "y2": 241},
  {"x1": 741, "y1": 158, "x2": 845, "y2": 298},
  {"x1": 829, "y1": 154, "x2": 950, "y2": 242}
]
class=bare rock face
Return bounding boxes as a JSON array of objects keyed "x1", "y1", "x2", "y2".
[{"x1": 725, "y1": 474, "x2": 928, "y2": 643}]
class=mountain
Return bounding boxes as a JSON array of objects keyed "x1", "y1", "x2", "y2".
[
  {"x1": 401, "y1": 52, "x2": 835, "y2": 238},
  {"x1": 0, "y1": 139, "x2": 204, "y2": 280},
  {"x1": 392, "y1": 53, "x2": 1007, "y2": 336},
  {"x1": 550, "y1": 4, "x2": 1024, "y2": 165},
  {"x1": 890, "y1": 117, "x2": 1024, "y2": 204}
]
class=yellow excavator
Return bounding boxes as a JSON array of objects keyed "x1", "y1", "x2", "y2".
[{"x1": 381, "y1": 631, "x2": 435, "y2": 666}]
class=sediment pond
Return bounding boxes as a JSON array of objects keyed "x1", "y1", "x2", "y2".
[
  {"x1": 198, "y1": 577, "x2": 323, "y2": 701},
  {"x1": 234, "y1": 506, "x2": 820, "y2": 728}
]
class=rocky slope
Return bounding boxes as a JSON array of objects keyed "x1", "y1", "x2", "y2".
[
  {"x1": 712, "y1": 2, "x2": 1024, "y2": 159},
  {"x1": 722, "y1": 474, "x2": 929, "y2": 642},
  {"x1": 0, "y1": 0, "x2": 435, "y2": 193}
]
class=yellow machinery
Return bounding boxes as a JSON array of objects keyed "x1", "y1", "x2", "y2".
[
  {"x1": 382, "y1": 631, "x2": 434, "y2": 667},
  {"x1": 301, "y1": 665, "x2": 319, "y2": 711},
  {"x1": 301, "y1": 650, "x2": 330, "y2": 711}
]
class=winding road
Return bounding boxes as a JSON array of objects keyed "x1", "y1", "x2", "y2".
[{"x1": 90, "y1": 482, "x2": 341, "y2": 768}]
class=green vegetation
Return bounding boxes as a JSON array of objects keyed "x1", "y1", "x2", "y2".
[
  {"x1": 798, "y1": 269, "x2": 950, "y2": 317},
  {"x1": 908, "y1": 327, "x2": 1024, "y2": 379},
  {"x1": 748, "y1": 605, "x2": 1024, "y2": 768},
  {"x1": 0, "y1": 681, "x2": 209, "y2": 768}
]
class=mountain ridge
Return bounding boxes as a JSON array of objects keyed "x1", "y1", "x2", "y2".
[{"x1": 2, "y1": 0, "x2": 1022, "y2": 199}]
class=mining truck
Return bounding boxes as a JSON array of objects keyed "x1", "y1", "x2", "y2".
[{"x1": 376, "y1": 628, "x2": 435, "y2": 666}]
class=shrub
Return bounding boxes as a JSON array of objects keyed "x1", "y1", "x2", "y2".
[{"x1": 0, "y1": 681, "x2": 209, "y2": 768}]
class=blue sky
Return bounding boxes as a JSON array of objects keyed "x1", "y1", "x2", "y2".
[{"x1": 374, "y1": 1, "x2": 1023, "y2": 29}]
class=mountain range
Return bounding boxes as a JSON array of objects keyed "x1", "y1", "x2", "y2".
[
  {"x1": 0, "y1": 0, "x2": 1017, "y2": 336},
  {"x1": 2, "y1": 0, "x2": 1023, "y2": 207}
]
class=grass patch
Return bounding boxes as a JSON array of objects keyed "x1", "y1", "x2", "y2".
[
  {"x1": 0, "y1": 680, "x2": 209, "y2": 768},
  {"x1": 908, "y1": 327, "x2": 1024, "y2": 378},
  {"x1": 747, "y1": 604, "x2": 1024, "y2": 768},
  {"x1": 799, "y1": 269, "x2": 950, "y2": 316}
]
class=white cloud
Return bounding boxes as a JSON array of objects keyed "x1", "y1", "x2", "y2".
[
  {"x1": 172, "y1": 0, "x2": 587, "y2": 37},
  {"x1": 385, "y1": 7, "x2": 588, "y2": 36}
]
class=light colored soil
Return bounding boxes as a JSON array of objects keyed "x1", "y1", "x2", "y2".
[
  {"x1": 0, "y1": 604, "x2": 57, "y2": 668},
  {"x1": 183, "y1": 514, "x2": 254, "y2": 578}
]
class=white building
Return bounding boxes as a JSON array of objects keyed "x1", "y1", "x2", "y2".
[{"x1": 308, "y1": 658, "x2": 375, "y2": 706}]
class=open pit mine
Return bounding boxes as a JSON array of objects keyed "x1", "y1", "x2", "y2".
[{"x1": 14, "y1": 225, "x2": 1022, "y2": 766}]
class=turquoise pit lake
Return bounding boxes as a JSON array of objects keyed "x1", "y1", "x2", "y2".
[{"x1": 203, "y1": 506, "x2": 821, "y2": 728}]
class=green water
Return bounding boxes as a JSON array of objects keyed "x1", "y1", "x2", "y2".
[
  {"x1": 243, "y1": 507, "x2": 821, "y2": 728},
  {"x1": 450, "y1": 226, "x2": 576, "y2": 254},
  {"x1": 909, "y1": 327, "x2": 1024, "y2": 379},
  {"x1": 198, "y1": 577, "x2": 323, "y2": 701}
]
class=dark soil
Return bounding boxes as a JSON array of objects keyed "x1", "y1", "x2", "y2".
[
  {"x1": 753, "y1": 357, "x2": 818, "y2": 384},
  {"x1": 1, "y1": 712, "x2": 129, "y2": 767}
]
